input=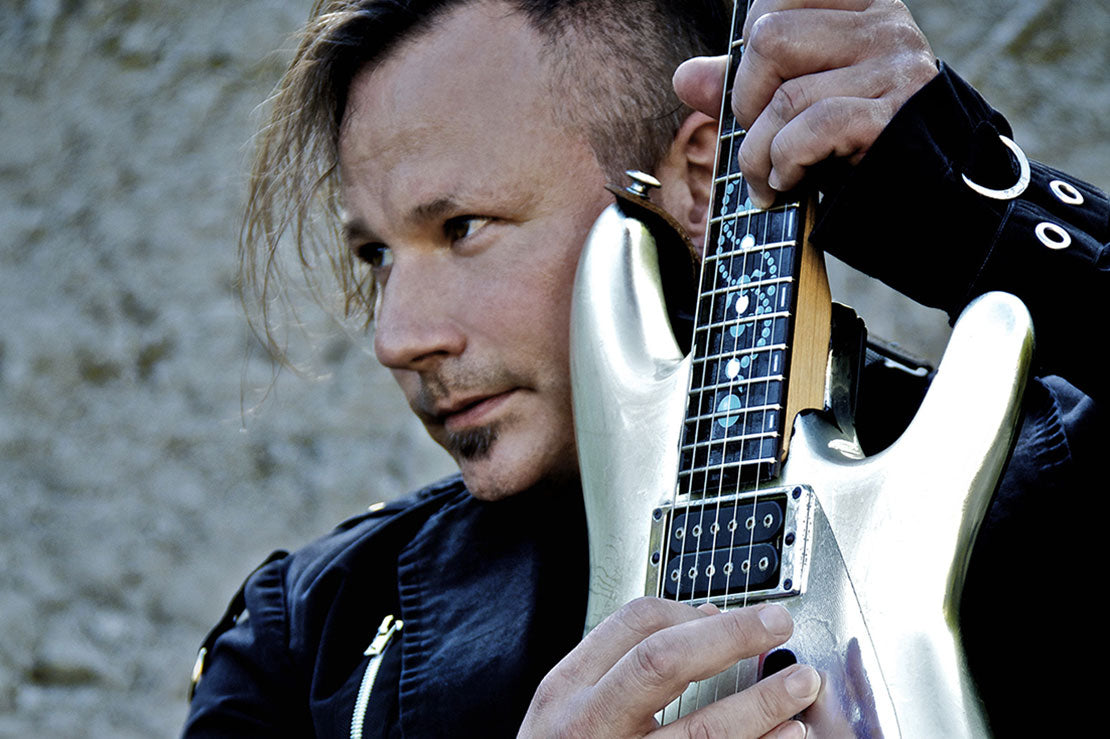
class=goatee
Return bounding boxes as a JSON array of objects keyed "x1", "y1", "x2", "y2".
[{"x1": 445, "y1": 425, "x2": 498, "y2": 460}]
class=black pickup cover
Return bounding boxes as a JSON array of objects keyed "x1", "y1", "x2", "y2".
[{"x1": 661, "y1": 497, "x2": 787, "y2": 600}]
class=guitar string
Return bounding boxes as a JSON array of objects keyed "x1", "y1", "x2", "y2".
[
  {"x1": 703, "y1": 36, "x2": 748, "y2": 711},
  {"x1": 705, "y1": 0, "x2": 763, "y2": 717},
  {"x1": 672, "y1": 0, "x2": 808, "y2": 720},
  {"x1": 698, "y1": 0, "x2": 776, "y2": 715},
  {"x1": 714, "y1": 100, "x2": 756, "y2": 708},
  {"x1": 670, "y1": 0, "x2": 744, "y2": 721},
  {"x1": 714, "y1": 45, "x2": 763, "y2": 705},
  {"x1": 723, "y1": 0, "x2": 806, "y2": 702},
  {"x1": 724, "y1": 0, "x2": 775, "y2": 707}
]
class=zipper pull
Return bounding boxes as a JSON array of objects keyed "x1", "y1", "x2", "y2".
[
  {"x1": 366, "y1": 614, "x2": 404, "y2": 657},
  {"x1": 352, "y1": 615, "x2": 405, "y2": 739}
]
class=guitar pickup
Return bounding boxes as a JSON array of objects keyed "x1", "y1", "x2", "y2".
[
  {"x1": 669, "y1": 500, "x2": 784, "y2": 552},
  {"x1": 646, "y1": 486, "x2": 815, "y2": 606},
  {"x1": 663, "y1": 544, "x2": 780, "y2": 599}
]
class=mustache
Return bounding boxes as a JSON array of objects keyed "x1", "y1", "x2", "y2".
[{"x1": 410, "y1": 365, "x2": 528, "y2": 420}]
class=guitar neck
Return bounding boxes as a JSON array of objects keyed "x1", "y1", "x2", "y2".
[{"x1": 677, "y1": 2, "x2": 830, "y2": 496}]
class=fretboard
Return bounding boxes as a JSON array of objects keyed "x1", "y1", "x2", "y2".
[{"x1": 677, "y1": 4, "x2": 807, "y2": 495}]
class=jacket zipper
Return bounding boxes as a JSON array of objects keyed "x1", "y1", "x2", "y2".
[{"x1": 350, "y1": 614, "x2": 404, "y2": 739}]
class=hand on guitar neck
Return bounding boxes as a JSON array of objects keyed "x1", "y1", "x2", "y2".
[
  {"x1": 518, "y1": 599, "x2": 819, "y2": 738},
  {"x1": 673, "y1": 0, "x2": 937, "y2": 210}
]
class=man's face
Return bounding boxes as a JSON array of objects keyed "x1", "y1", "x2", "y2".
[{"x1": 338, "y1": 2, "x2": 613, "y2": 500}]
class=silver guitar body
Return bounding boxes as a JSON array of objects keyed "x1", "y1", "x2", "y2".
[{"x1": 570, "y1": 204, "x2": 1033, "y2": 736}]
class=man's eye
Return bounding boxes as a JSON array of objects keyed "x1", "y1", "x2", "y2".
[
  {"x1": 354, "y1": 243, "x2": 393, "y2": 269},
  {"x1": 444, "y1": 216, "x2": 491, "y2": 243}
]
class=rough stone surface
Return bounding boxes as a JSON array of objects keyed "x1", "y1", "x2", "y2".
[{"x1": 1, "y1": 1, "x2": 1105, "y2": 735}]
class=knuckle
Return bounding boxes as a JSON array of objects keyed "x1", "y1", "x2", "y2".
[
  {"x1": 680, "y1": 714, "x2": 717, "y2": 739},
  {"x1": 631, "y1": 634, "x2": 680, "y2": 688},
  {"x1": 768, "y1": 80, "x2": 808, "y2": 125},
  {"x1": 803, "y1": 98, "x2": 845, "y2": 141},
  {"x1": 746, "y1": 12, "x2": 787, "y2": 60},
  {"x1": 528, "y1": 670, "x2": 564, "y2": 712}
]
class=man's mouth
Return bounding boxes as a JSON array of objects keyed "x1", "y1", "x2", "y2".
[{"x1": 437, "y1": 390, "x2": 516, "y2": 432}]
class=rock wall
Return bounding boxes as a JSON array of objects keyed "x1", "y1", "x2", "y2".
[{"x1": 1, "y1": 0, "x2": 1105, "y2": 735}]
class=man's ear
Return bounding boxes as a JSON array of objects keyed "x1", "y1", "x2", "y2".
[{"x1": 655, "y1": 111, "x2": 717, "y2": 253}]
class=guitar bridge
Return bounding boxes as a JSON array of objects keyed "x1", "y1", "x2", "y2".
[{"x1": 646, "y1": 485, "x2": 815, "y2": 606}]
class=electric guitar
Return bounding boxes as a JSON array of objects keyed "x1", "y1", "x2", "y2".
[{"x1": 568, "y1": 3, "x2": 1033, "y2": 735}]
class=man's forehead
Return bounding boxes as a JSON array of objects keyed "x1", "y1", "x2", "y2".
[
  {"x1": 343, "y1": 2, "x2": 549, "y2": 127},
  {"x1": 336, "y1": 1, "x2": 572, "y2": 231}
]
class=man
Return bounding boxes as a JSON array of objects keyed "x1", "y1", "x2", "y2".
[{"x1": 186, "y1": 0, "x2": 1106, "y2": 736}]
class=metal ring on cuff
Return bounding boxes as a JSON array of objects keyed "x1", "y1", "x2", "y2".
[
  {"x1": 1035, "y1": 221, "x2": 1071, "y2": 250},
  {"x1": 961, "y1": 135, "x2": 1031, "y2": 201},
  {"x1": 1049, "y1": 179, "x2": 1084, "y2": 205}
]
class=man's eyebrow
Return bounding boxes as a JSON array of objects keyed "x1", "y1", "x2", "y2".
[
  {"x1": 341, "y1": 196, "x2": 463, "y2": 244},
  {"x1": 342, "y1": 218, "x2": 376, "y2": 245},
  {"x1": 409, "y1": 196, "x2": 459, "y2": 224}
]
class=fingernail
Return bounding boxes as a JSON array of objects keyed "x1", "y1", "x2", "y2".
[
  {"x1": 768, "y1": 170, "x2": 782, "y2": 191},
  {"x1": 777, "y1": 720, "x2": 807, "y2": 739},
  {"x1": 784, "y1": 665, "x2": 821, "y2": 700},
  {"x1": 758, "y1": 603, "x2": 792, "y2": 637}
]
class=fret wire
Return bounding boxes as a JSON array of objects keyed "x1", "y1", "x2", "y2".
[
  {"x1": 691, "y1": 346, "x2": 788, "y2": 369},
  {"x1": 697, "y1": 314, "x2": 790, "y2": 333},
  {"x1": 678, "y1": 457, "x2": 778, "y2": 478},
  {"x1": 684, "y1": 404, "x2": 782, "y2": 427},
  {"x1": 702, "y1": 242, "x2": 795, "y2": 262},
  {"x1": 689, "y1": 375, "x2": 785, "y2": 396},
  {"x1": 699, "y1": 276, "x2": 794, "y2": 298},
  {"x1": 708, "y1": 206, "x2": 796, "y2": 225},
  {"x1": 710, "y1": 199, "x2": 797, "y2": 218},
  {"x1": 681, "y1": 431, "x2": 781, "y2": 454},
  {"x1": 713, "y1": 171, "x2": 749, "y2": 185}
]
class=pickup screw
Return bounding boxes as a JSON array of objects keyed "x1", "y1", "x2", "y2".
[
  {"x1": 625, "y1": 169, "x2": 662, "y2": 198},
  {"x1": 785, "y1": 532, "x2": 795, "y2": 546},
  {"x1": 792, "y1": 487, "x2": 802, "y2": 499},
  {"x1": 651, "y1": 551, "x2": 661, "y2": 565},
  {"x1": 652, "y1": 508, "x2": 663, "y2": 521}
]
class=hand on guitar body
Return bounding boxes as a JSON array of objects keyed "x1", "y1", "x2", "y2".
[
  {"x1": 673, "y1": 0, "x2": 938, "y2": 209},
  {"x1": 518, "y1": 599, "x2": 820, "y2": 738}
]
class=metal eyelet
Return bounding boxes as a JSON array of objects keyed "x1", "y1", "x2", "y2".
[
  {"x1": 962, "y1": 135, "x2": 1031, "y2": 201},
  {"x1": 1049, "y1": 179, "x2": 1084, "y2": 206},
  {"x1": 1035, "y1": 222, "x2": 1071, "y2": 250}
]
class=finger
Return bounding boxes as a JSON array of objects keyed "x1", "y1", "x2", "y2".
[
  {"x1": 737, "y1": 61, "x2": 896, "y2": 205},
  {"x1": 734, "y1": 8, "x2": 884, "y2": 129},
  {"x1": 558, "y1": 598, "x2": 712, "y2": 688},
  {"x1": 656, "y1": 664, "x2": 821, "y2": 739},
  {"x1": 741, "y1": 0, "x2": 874, "y2": 44},
  {"x1": 764, "y1": 96, "x2": 890, "y2": 196},
  {"x1": 673, "y1": 55, "x2": 729, "y2": 119},
  {"x1": 585, "y1": 604, "x2": 796, "y2": 733}
]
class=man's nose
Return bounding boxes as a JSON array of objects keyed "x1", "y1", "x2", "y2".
[{"x1": 372, "y1": 258, "x2": 466, "y2": 371}]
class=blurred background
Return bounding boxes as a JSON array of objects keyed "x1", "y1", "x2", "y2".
[{"x1": 1, "y1": 0, "x2": 1105, "y2": 735}]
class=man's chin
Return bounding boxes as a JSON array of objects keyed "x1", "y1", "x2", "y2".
[
  {"x1": 456, "y1": 459, "x2": 531, "y2": 501},
  {"x1": 440, "y1": 420, "x2": 580, "y2": 501}
]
